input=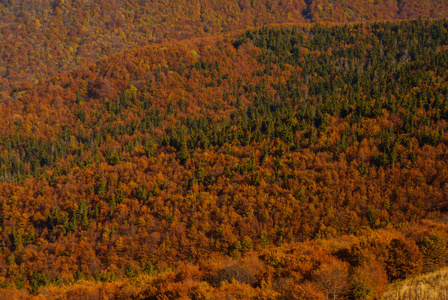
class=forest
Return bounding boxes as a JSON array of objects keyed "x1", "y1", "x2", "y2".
[
  {"x1": 2, "y1": 0, "x2": 448, "y2": 93},
  {"x1": 1, "y1": 1, "x2": 448, "y2": 299}
]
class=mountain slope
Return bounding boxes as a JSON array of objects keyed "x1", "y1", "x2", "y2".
[
  {"x1": 0, "y1": 19, "x2": 448, "y2": 297},
  {"x1": 2, "y1": 0, "x2": 448, "y2": 94}
]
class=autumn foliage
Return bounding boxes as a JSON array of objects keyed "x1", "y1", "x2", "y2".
[
  {"x1": 0, "y1": 6, "x2": 448, "y2": 299},
  {"x1": 2, "y1": 0, "x2": 448, "y2": 93}
]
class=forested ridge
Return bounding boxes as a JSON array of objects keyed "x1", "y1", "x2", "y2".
[
  {"x1": 2, "y1": 0, "x2": 448, "y2": 94},
  {"x1": 0, "y1": 18, "x2": 448, "y2": 298}
]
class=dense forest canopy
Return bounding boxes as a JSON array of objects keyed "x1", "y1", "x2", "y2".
[
  {"x1": 0, "y1": 17, "x2": 448, "y2": 298},
  {"x1": 1, "y1": 0, "x2": 448, "y2": 94}
]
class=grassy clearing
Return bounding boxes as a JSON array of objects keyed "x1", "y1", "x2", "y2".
[{"x1": 381, "y1": 268, "x2": 448, "y2": 300}]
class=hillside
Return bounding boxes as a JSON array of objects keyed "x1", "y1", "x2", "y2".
[
  {"x1": 2, "y1": 0, "x2": 448, "y2": 94},
  {"x1": 0, "y1": 18, "x2": 448, "y2": 298},
  {"x1": 381, "y1": 267, "x2": 448, "y2": 299}
]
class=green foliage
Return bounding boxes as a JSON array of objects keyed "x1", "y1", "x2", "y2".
[
  {"x1": 418, "y1": 232, "x2": 448, "y2": 273},
  {"x1": 29, "y1": 271, "x2": 50, "y2": 294},
  {"x1": 348, "y1": 273, "x2": 374, "y2": 300},
  {"x1": 125, "y1": 264, "x2": 139, "y2": 278}
]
